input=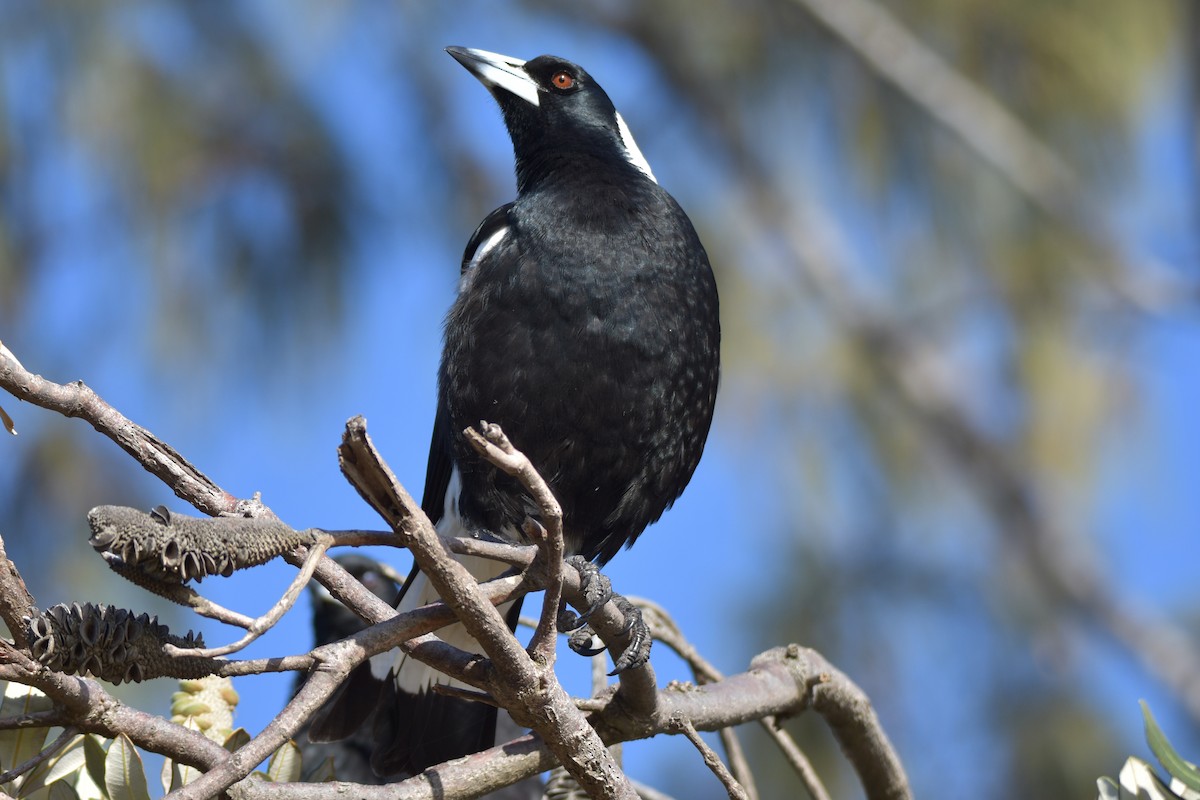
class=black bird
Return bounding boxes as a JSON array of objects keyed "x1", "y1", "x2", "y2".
[
  {"x1": 293, "y1": 556, "x2": 399, "y2": 785},
  {"x1": 312, "y1": 46, "x2": 720, "y2": 778}
]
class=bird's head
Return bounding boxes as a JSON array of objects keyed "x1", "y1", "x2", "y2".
[{"x1": 446, "y1": 46, "x2": 657, "y2": 190}]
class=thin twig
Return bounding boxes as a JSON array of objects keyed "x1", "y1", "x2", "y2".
[
  {"x1": 447, "y1": 535, "x2": 539, "y2": 567},
  {"x1": 635, "y1": 597, "x2": 829, "y2": 800},
  {"x1": 0, "y1": 710, "x2": 70, "y2": 730},
  {"x1": 0, "y1": 726, "x2": 79, "y2": 786},
  {"x1": 166, "y1": 539, "x2": 330, "y2": 658},
  {"x1": 464, "y1": 421, "x2": 566, "y2": 666},
  {"x1": 673, "y1": 718, "x2": 749, "y2": 800},
  {"x1": 763, "y1": 722, "x2": 834, "y2": 800},
  {"x1": 0, "y1": 342, "x2": 240, "y2": 515}
]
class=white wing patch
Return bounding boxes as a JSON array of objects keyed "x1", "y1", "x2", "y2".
[
  {"x1": 391, "y1": 552, "x2": 515, "y2": 694},
  {"x1": 615, "y1": 112, "x2": 657, "y2": 183},
  {"x1": 466, "y1": 225, "x2": 508, "y2": 272},
  {"x1": 391, "y1": 467, "x2": 516, "y2": 694}
]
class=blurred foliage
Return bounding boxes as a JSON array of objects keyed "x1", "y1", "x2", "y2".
[
  {"x1": 0, "y1": 1, "x2": 1196, "y2": 799},
  {"x1": 1099, "y1": 703, "x2": 1200, "y2": 800},
  {"x1": 0, "y1": 679, "x2": 309, "y2": 799}
]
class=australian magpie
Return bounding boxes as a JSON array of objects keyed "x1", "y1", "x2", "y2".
[{"x1": 312, "y1": 46, "x2": 720, "y2": 779}]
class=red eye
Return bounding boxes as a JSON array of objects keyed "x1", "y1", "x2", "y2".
[{"x1": 551, "y1": 71, "x2": 575, "y2": 90}]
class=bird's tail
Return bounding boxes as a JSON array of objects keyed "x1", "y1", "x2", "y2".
[
  {"x1": 308, "y1": 551, "x2": 521, "y2": 778},
  {"x1": 373, "y1": 553, "x2": 521, "y2": 777}
]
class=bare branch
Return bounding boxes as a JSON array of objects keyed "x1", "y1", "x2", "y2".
[
  {"x1": 0, "y1": 342, "x2": 241, "y2": 515},
  {"x1": 464, "y1": 421, "x2": 565, "y2": 666},
  {"x1": 673, "y1": 718, "x2": 749, "y2": 800},
  {"x1": 165, "y1": 539, "x2": 331, "y2": 658},
  {"x1": 638, "y1": 598, "x2": 832, "y2": 800},
  {"x1": 0, "y1": 534, "x2": 36, "y2": 649},
  {"x1": 0, "y1": 726, "x2": 78, "y2": 786},
  {"x1": 338, "y1": 416, "x2": 638, "y2": 800},
  {"x1": 230, "y1": 645, "x2": 905, "y2": 800}
]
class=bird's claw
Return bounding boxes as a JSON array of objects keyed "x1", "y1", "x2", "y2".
[
  {"x1": 567, "y1": 625, "x2": 606, "y2": 657},
  {"x1": 560, "y1": 557, "x2": 652, "y2": 673},
  {"x1": 557, "y1": 555, "x2": 611, "y2": 632},
  {"x1": 606, "y1": 595, "x2": 651, "y2": 673}
]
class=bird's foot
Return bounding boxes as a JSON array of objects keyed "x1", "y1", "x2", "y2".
[
  {"x1": 559, "y1": 555, "x2": 652, "y2": 674},
  {"x1": 556, "y1": 555, "x2": 610, "y2": 631}
]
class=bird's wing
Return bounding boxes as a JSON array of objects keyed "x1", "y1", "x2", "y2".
[
  {"x1": 420, "y1": 401, "x2": 454, "y2": 525},
  {"x1": 461, "y1": 202, "x2": 514, "y2": 274},
  {"x1": 418, "y1": 200, "x2": 513, "y2": 525}
]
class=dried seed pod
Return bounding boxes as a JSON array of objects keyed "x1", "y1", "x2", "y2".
[
  {"x1": 25, "y1": 602, "x2": 216, "y2": 683},
  {"x1": 87, "y1": 505, "x2": 318, "y2": 584}
]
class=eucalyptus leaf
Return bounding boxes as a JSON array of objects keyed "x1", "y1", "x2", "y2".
[{"x1": 1142, "y1": 701, "x2": 1200, "y2": 793}]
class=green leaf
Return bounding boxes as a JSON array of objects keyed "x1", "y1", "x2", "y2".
[
  {"x1": 168, "y1": 718, "x2": 204, "y2": 787},
  {"x1": 44, "y1": 783, "x2": 79, "y2": 800},
  {"x1": 0, "y1": 683, "x2": 53, "y2": 781},
  {"x1": 102, "y1": 736, "x2": 149, "y2": 800},
  {"x1": 264, "y1": 741, "x2": 301, "y2": 784},
  {"x1": 222, "y1": 729, "x2": 250, "y2": 753},
  {"x1": 35, "y1": 739, "x2": 86, "y2": 790},
  {"x1": 81, "y1": 736, "x2": 107, "y2": 797},
  {"x1": 159, "y1": 758, "x2": 182, "y2": 795},
  {"x1": 17, "y1": 736, "x2": 85, "y2": 798},
  {"x1": 1142, "y1": 700, "x2": 1200, "y2": 792}
]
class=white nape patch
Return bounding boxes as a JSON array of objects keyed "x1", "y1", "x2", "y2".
[
  {"x1": 464, "y1": 225, "x2": 509, "y2": 277},
  {"x1": 615, "y1": 112, "x2": 657, "y2": 183},
  {"x1": 462, "y1": 47, "x2": 541, "y2": 108}
]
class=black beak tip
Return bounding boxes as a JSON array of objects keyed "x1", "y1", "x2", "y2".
[{"x1": 445, "y1": 46, "x2": 470, "y2": 65}]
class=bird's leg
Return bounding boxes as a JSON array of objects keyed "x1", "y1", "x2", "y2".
[{"x1": 560, "y1": 555, "x2": 652, "y2": 673}]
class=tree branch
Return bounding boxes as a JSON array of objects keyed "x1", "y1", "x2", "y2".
[
  {"x1": 228, "y1": 645, "x2": 904, "y2": 800},
  {"x1": 337, "y1": 416, "x2": 639, "y2": 800},
  {"x1": 0, "y1": 341, "x2": 241, "y2": 515}
]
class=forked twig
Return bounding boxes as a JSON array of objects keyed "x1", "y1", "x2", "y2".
[
  {"x1": 464, "y1": 421, "x2": 565, "y2": 666},
  {"x1": 165, "y1": 539, "x2": 330, "y2": 658}
]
